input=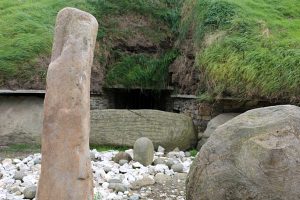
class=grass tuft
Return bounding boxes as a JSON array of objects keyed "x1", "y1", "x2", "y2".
[{"x1": 189, "y1": 149, "x2": 198, "y2": 157}]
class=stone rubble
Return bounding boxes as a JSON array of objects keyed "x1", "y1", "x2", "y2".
[{"x1": 0, "y1": 148, "x2": 194, "y2": 200}]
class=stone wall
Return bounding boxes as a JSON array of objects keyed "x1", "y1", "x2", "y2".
[
  {"x1": 0, "y1": 95, "x2": 110, "y2": 145},
  {"x1": 90, "y1": 94, "x2": 110, "y2": 110},
  {"x1": 171, "y1": 95, "x2": 290, "y2": 136}
]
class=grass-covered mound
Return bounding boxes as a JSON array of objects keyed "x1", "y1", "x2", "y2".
[
  {"x1": 182, "y1": 0, "x2": 300, "y2": 100},
  {"x1": 1, "y1": 0, "x2": 299, "y2": 99},
  {"x1": 87, "y1": 0, "x2": 182, "y2": 89},
  {"x1": 0, "y1": 0, "x2": 181, "y2": 90},
  {"x1": 0, "y1": 0, "x2": 89, "y2": 88}
]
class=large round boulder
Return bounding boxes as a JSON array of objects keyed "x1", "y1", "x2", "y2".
[
  {"x1": 197, "y1": 113, "x2": 239, "y2": 150},
  {"x1": 186, "y1": 105, "x2": 300, "y2": 200},
  {"x1": 91, "y1": 109, "x2": 197, "y2": 150},
  {"x1": 202, "y1": 113, "x2": 239, "y2": 138}
]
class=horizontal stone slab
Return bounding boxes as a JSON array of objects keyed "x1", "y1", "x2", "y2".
[{"x1": 91, "y1": 109, "x2": 197, "y2": 150}]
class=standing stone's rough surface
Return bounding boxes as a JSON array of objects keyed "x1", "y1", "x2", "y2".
[
  {"x1": 133, "y1": 137, "x2": 154, "y2": 166},
  {"x1": 37, "y1": 7, "x2": 98, "y2": 200},
  {"x1": 186, "y1": 105, "x2": 300, "y2": 200}
]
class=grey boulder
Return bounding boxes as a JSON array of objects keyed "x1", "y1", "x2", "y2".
[
  {"x1": 203, "y1": 113, "x2": 239, "y2": 138},
  {"x1": 187, "y1": 105, "x2": 300, "y2": 200}
]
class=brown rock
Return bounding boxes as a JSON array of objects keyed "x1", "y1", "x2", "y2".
[{"x1": 37, "y1": 7, "x2": 98, "y2": 200}]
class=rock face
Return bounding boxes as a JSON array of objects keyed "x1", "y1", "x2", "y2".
[
  {"x1": 91, "y1": 109, "x2": 196, "y2": 150},
  {"x1": 186, "y1": 105, "x2": 300, "y2": 200},
  {"x1": 133, "y1": 137, "x2": 154, "y2": 166},
  {"x1": 37, "y1": 7, "x2": 98, "y2": 200}
]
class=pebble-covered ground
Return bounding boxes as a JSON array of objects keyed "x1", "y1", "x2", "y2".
[{"x1": 0, "y1": 148, "x2": 194, "y2": 200}]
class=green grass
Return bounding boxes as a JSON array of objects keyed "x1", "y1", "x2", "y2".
[
  {"x1": 0, "y1": 0, "x2": 182, "y2": 90},
  {"x1": 105, "y1": 50, "x2": 179, "y2": 89},
  {"x1": 87, "y1": 0, "x2": 182, "y2": 89},
  {"x1": 189, "y1": 148, "x2": 198, "y2": 157},
  {"x1": 1, "y1": 0, "x2": 299, "y2": 99},
  {"x1": 0, "y1": 144, "x2": 41, "y2": 153},
  {"x1": 0, "y1": 0, "x2": 91, "y2": 86},
  {"x1": 89, "y1": 144, "x2": 129, "y2": 152},
  {"x1": 182, "y1": 0, "x2": 300, "y2": 100},
  {"x1": 0, "y1": 144, "x2": 128, "y2": 153},
  {"x1": 87, "y1": 0, "x2": 183, "y2": 36}
]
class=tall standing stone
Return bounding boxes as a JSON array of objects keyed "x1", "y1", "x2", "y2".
[{"x1": 37, "y1": 7, "x2": 98, "y2": 200}]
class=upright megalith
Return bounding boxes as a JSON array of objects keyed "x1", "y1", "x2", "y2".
[{"x1": 37, "y1": 7, "x2": 98, "y2": 200}]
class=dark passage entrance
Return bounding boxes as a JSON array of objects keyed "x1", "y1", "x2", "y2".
[{"x1": 108, "y1": 88, "x2": 170, "y2": 110}]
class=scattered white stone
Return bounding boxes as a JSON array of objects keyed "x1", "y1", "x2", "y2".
[
  {"x1": 157, "y1": 146, "x2": 165, "y2": 153},
  {"x1": 0, "y1": 149, "x2": 194, "y2": 199}
]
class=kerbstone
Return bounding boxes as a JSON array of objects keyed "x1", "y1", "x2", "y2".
[{"x1": 91, "y1": 109, "x2": 197, "y2": 151}]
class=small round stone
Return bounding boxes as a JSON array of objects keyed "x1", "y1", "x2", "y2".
[
  {"x1": 23, "y1": 186, "x2": 37, "y2": 199},
  {"x1": 171, "y1": 163, "x2": 184, "y2": 173},
  {"x1": 157, "y1": 146, "x2": 165, "y2": 153},
  {"x1": 108, "y1": 178, "x2": 122, "y2": 184},
  {"x1": 165, "y1": 159, "x2": 175, "y2": 169},
  {"x1": 129, "y1": 194, "x2": 140, "y2": 200},
  {"x1": 13, "y1": 171, "x2": 26, "y2": 181},
  {"x1": 185, "y1": 151, "x2": 191, "y2": 157},
  {"x1": 153, "y1": 158, "x2": 165, "y2": 165},
  {"x1": 103, "y1": 166, "x2": 112, "y2": 173},
  {"x1": 33, "y1": 158, "x2": 41, "y2": 165},
  {"x1": 113, "y1": 152, "x2": 132, "y2": 163},
  {"x1": 114, "y1": 183, "x2": 127, "y2": 192},
  {"x1": 119, "y1": 159, "x2": 128, "y2": 166},
  {"x1": 90, "y1": 152, "x2": 97, "y2": 161},
  {"x1": 133, "y1": 137, "x2": 154, "y2": 166}
]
